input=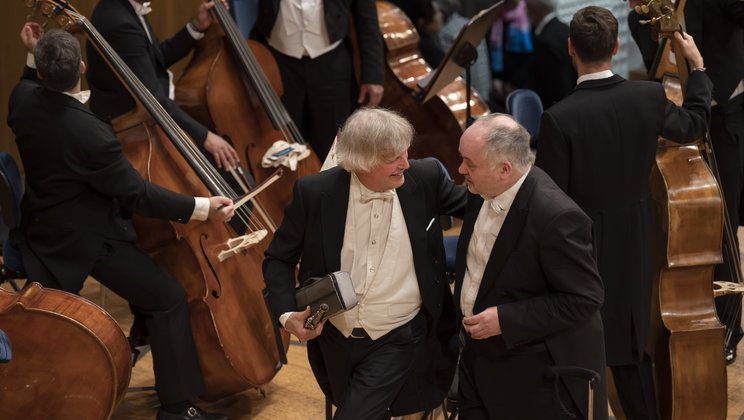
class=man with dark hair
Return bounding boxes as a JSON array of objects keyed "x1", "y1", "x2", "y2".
[
  {"x1": 264, "y1": 108, "x2": 466, "y2": 418},
  {"x1": 9, "y1": 23, "x2": 233, "y2": 420},
  {"x1": 455, "y1": 113, "x2": 607, "y2": 420},
  {"x1": 535, "y1": 6, "x2": 712, "y2": 419}
]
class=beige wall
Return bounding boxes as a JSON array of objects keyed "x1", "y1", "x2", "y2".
[{"x1": 0, "y1": 0, "x2": 204, "y2": 169}]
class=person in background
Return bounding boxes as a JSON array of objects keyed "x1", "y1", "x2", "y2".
[
  {"x1": 536, "y1": 6, "x2": 712, "y2": 418},
  {"x1": 87, "y1": 0, "x2": 239, "y2": 172},
  {"x1": 628, "y1": 0, "x2": 744, "y2": 365},
  {"x1": 524, "y1": 0, "x2": 576, "y2": 108},
  {"x1": 9, "y1": 23, "x2": 234, "y2": 420},
  {"x1": 253, "y1": 0, "x2": 385, "y2": 160},
  {"x1": 437, "y1": 0, "x2": 494, "y2": 106}
]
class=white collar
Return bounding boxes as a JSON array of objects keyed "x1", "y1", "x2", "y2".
[
  {"x1": 62, "y1": 90, "x2": 91, "y2": 104},
  {"x1": 534, "y1": 12, "x2": 556, "y2": 37},
  {"x1": 577, "y1": 70, "x2": 614, "y2": 85},
  {"x1": 483, "y1": 166, "x2": 531, "y2": 213},
  {"x1": 128, "y1": 0, "x2": 152, "y2": 15}
]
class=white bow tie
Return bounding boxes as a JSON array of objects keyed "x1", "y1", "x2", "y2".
[
  {"x1": 130, "y1": 1, "x2": 152, "y2": 16},
  {"x1": 487, "y1": 198, "x2": 505, "y2": 213},
  {"x1": 360, "y1": 189, "x2": 395, "y2": 203}
]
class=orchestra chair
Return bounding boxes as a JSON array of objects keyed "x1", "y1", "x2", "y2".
[
  {"x1": 506, "y1": 89, "x2": 543, "y2": 149},
  {"x1": 0, "y1": 329, "x2": 10, "y2": 363},
  {"x1": 0, "y1": 152, "x2": 25, "y2": 292}
]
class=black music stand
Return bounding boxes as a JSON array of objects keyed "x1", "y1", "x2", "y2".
[{"x1": 416, "y1": 1, "x2": 504, "y2": 127}]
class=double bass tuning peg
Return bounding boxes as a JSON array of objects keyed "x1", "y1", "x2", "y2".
[{"x1": 635, "y1": 4, "x2": 651, "y2": 14}]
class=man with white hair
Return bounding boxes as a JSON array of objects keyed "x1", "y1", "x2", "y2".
[{"x1": 263, "y1": 107, "x2": 466, "y2": 418}]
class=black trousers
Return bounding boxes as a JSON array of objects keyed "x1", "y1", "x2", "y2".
[
  {"x1": 611, "y1": 352, "x2": 658, "y2": 420},
  {"x1": 39, "y1": 239, "x2": 205, "y2": 405},
  {"x1": 312, "y1": 312, "x2": 426, "y2": 420},
  {"x1": 458, "y1": 346, "x2": 578, "y2": 420},
  {"x1": 269, "y1": 43, "x2": 358, "y2": 161},
  {"x1": 711, "y1": 95, "x2": 744, "y2": 350}
]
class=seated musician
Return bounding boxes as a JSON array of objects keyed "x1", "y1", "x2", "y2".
[
  {"x1": 8, "y1": 23, "x2": 233, "y2": 420},
  {"x1": 85, "y1": 0, "x2": 241, "y2": 353},
  {"x1": 535, "y1": 6, "x2": 712, "y2": 419},
  {"x1": 263, "y1": 108, "x2": 467, "y2": 418}
]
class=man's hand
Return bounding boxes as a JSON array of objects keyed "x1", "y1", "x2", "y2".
[
  {"x1": 462, "y1": 306, "x2": 502, "y2": 340},
  {"x1": 20, "y1": 22, "x2": 43, "y2": 53},
  {"x1": 204, "y1": 131, "x2": 240, "y2": 169},
  {"x1": 358, "y1": 84, "x2": 384, "y2": 106},
  {"x1": 673, "y1": 31, "x2": 705, "y2": 70},
  {"x1": 285, "y1": 306, "x2": 325, "y2": 341},
  {"x1": 191, "y1": 0, "x2": 229, "y2": 32},
  {"x1": 207, "y1": 196, "x2": 234, "y2": 222}
]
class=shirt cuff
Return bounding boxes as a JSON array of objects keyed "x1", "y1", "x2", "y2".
[
  {"x1": 26, "y1": 53, "x2": 36, "y2": 69},
  {"x1": 191, "y1": 197, "x2": 210, "y2": 221},
  {"x1": 186, "y1": 22, "x2": 206, "y2": 40},
  {"x1": 279, "y1": 312, "x2": 294, "y2": 328}
]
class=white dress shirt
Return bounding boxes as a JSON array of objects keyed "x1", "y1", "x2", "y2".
[
  {"x1": 330, "y1": 174, "x2": 421, "y2": 339},
  {"x1": 577, "y1": 70, "x2": 614, "y2": 85},
  {"x1": 268, "y1": 0, "x2": 342, "y2": 58},
  {"x1": 460, "y1": 168, "x2": 530, "y2": 317}
]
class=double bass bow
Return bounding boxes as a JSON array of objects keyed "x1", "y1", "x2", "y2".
[
  {"x1": 176, "y1": 0, "x2": 322, "y2": 226},
  {"x1": 27, "y1": 0, "x2": 286, "y2": 400},
  {"x1": 636, "y1": 0, "x2": 728, "y2": 418}
]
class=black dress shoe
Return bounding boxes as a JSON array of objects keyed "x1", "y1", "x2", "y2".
[
  {"x1": 726, "y1": 346, "x2": 737, "y2": 365},
  {"x1": 156, "y1": 405, "x2": 227, "y2": 420}
]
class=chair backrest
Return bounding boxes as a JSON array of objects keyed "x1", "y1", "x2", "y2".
[
  {"x1": 0, "y1": 152, "x2": 23, "y2": 230},
  {"x1": 505, "y1": 89, "x2": 543, "y2": 149},
  {"x1": 0, "y1": 329, "x2": 11, "y2": 363},
  {"x1": 0, "y1": 152, "x2": 25, "y2": 275}
]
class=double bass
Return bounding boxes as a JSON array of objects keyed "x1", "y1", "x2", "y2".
[
  {"x1": 0, "y1": 283, "x2": 131, "y2": 418},
  {"x1": 28, "y1": 0, "x2": 285, "y2": 400},
  {"x1": 176, "y1": 0, "x2": 322, "y2": 225},
  {"x1": 637, "y1": 0, "x2": 728, "y2": 417},
  {"x1": 375, "y1": 0, "x2": 490, "y2": 183}
]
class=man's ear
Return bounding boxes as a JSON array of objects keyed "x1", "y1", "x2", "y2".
[
  {"x1": 80, "y1": 60, "x2": 87, "y2": 75},
  {"x1": 613, "y1": 38, "x2": 620, "y2": 56},
  {"x1": 567, "y1": 37, "x2": 574, "y2": 57}
]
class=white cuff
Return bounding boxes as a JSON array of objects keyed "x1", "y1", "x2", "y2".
[
  {"x1": 191, "y1": 197, "x2": 210, "y2": 221},
  {"x1": 26, "y1": 53, "x2": 36, "y2": 69},
  {"x1": 186, "y1": 22, "x2": 206, "y2": 40},
  {"x1": 279, "y1": 312, "x2": 294, "y2": 328}
]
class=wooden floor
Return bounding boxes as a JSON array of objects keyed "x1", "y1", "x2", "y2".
[
  {"x1": 74, "y1": 275, "x2": 744, "y2": 419},
  {"x1": 4, "y1": 256, "x2": 744, "y2": 419}
]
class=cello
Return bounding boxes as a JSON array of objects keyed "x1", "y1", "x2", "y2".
[
  {"x1": 636, "y1": 0, "x2": 728, "y2": 417},
  {"x1": 0, "y1": 283, "x2": 131, "y2": 419},
  {"x1": 175, "y1": 0, "x2": 322, "y2": 225},
  {"x1": 375, "y1": 0, "x2": 489, "y2": 183},
  {"x1": 28, "y1": 0, "x2": 286, "y2": 400}
]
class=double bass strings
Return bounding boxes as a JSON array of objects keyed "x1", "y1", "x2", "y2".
[{"x1": 75, "y1": 11, "x2": 268, "y2": 235}]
